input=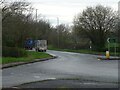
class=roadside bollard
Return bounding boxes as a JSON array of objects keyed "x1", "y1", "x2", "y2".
[{"x1": 106, "y1": 51, "x2": 110, "y2": 59}]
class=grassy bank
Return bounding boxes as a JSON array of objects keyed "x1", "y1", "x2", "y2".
[
  {"x1": 2, "y1": 51, "x2": 52, "y2": 64},
  {"x1": 48, "y1": 46, "x2": 120, "y2": 56}
]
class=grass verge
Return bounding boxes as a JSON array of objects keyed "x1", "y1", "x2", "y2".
[
  {"x1": 1, "y1": 51, "x2": 52, "y2": 64},
  {"x1": 48, "y1": 47, "x2": 120, "y2": 56}
]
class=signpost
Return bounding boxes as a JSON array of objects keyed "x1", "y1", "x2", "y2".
[
  {"x1": 107, "y1": 38, "x2": 110, "y2": 51},
  {"x1": 107, "y1": 38, "x2": 117, "y2": 57}
]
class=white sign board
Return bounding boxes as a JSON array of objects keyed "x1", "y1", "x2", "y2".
[{"x1": 107, "y1": 38, "x2": 110, "y2": 43}]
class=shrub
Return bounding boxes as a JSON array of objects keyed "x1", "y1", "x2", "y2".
[{"x1": 2, "y1": 47, "x2": 27, "y2": 57}]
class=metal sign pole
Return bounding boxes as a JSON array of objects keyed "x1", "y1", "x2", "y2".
[
  {"x1": 114, "y1": 43, "x2": 117, "y2": 57},
  {"x1": 108, "y1": 42, "x2": 110, "y2": 51},
  {"x1": 107, "y1": 38, "x2": 110, "y2": 51}
]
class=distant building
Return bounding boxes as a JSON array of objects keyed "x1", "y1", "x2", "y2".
[{"x1": 118, "y1": 1, "x2": 120, "y2": 17}]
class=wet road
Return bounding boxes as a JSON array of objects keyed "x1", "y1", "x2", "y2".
[
  {"x1": 2, "y1": 50, "x2": 118, "y2": 88},
  {"x1": 16, "y1": 79, "x2": 118, "y2": 88}
]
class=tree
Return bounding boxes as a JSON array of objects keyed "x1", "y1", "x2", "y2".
[
  {"x1": 2, "y1": 0, "x2": 53, "y2": 48},
  {"x1": 47, "y1": 24, "x2": 73, "y2": 49},
  {"x1": 117, "y1": 18, "x2": 120, "y2": 43},
  {"x1": 2, "y1": 1, "x2": 34, "y2": 47},
  {"x1": 2, "y1": 0, "x2": 32, "y2": 22},
  {"x1": 116, "y1": 18, "x2": 120, "y2": 52},
  {"x1": 73, "y1": 5, "x2": 117, "y2": 51}
]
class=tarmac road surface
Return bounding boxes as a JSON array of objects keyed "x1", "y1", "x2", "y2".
[{"x1": 2, "y1": 50, "x2": 118, "y2": 88}]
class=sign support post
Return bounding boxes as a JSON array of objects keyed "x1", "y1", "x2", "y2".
[
  {"x1": 107, "y1": 38, "x2": 110, "y2": 51},
  {"x1": 114, "y1": 40, "x2": 117, "y2": 57}
]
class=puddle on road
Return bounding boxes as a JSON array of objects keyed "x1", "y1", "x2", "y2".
[
  {"x1": 61, "y1": 52, "x2": 78, "y2": 55},
  {"x1": 82, "y1": 82, "x2": 96, "y2": 85},
  {"x1": 33, "y1": 75, "x2": 56, "y2": 80},
  {"x1": 34, "y1": 76, "x2": 40, "y2": 79}
]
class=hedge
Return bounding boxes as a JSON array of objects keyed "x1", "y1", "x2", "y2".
[{"x1": 2, "y1": 47, "x2": 27, "y2": 57}]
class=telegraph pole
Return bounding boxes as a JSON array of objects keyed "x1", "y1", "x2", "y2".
[
  {"x1": 36, "y1": 9, "x2": 38, "y2": 40},
  {"x1": 118, "y1": 1, "x2": 120, "y2": 57},
  {"x1": 57, "y1": 17, "x2": 59, "y2": 48},
  {"x1": 118, "y1": 1, "x2": 120, "y2": 18},
  {"x1": 36, "y1": 9, "x2": 38, "y2": 22}
]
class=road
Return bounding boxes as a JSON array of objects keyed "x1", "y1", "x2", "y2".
[{"x1": 2, "y1": 50, "x2": 118, "y2": 88}]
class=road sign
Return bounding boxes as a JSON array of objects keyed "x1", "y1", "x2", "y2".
[
  {"x1": 107, "y1": 38, "x2": 117, "y2": 43},
  {"x1": 107, "y1": 38, "x2": 110, "y2": 43},
  {"x1": 109, "y1": 38, "x2": 116, "y2": 43},
  {"x1": 107, "y1": 38, "x2": 117, "y2": 57}
]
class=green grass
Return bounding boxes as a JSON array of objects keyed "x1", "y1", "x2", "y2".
[
  {"x1": 1, "y1": 51, "x2": 52, "y2": 64},
  {"x1": 50, "y1": 48, "x2": 105, "y2": 55},
  {"x1": 0, "y1": 57, "x2": 2, "y2": 64},
  {"x1": 105, "y1": 43, "x2": 120, "y2": 48},
  {"x1": 109, "y1": 43, "x2": 119, "y2": 47},
  {"x1": 48, "y1": 46, "x2": 120, "y2": 56}
]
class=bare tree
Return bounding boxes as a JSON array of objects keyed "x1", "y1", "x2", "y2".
[
  {"x1": 73, "y1": 5, "x2": 117, "y2": 51},
  {"x1": 2, "y1": 0, "x2": 32, "y2": 21}
]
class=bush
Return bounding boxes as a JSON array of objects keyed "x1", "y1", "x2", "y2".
[
  {"x1": 2, "y1": 47, "x2": 27, "y2": 57},
  {"x1": 109, "y1": 47, "x2": 119, "y2": 52},
  {"x1": 91, "y1": 45, "x2": 106, "y2": 52}
]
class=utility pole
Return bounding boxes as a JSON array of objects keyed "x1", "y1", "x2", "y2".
[
  {"x1": 57, "y1": 17, "x2": 59, "y2": 48},
  {"x1": 118, "y1": 1, "x2": 120, "y2": 18},
  {"x1": 118, "y1": 1, "x2": 120, "y2": 57},
  {"x1": 36, "y1": 9, "x2": 38, "y2": 40},
  {"x1": 36, "y1": 9, "x2": 38, "y2": 22}
]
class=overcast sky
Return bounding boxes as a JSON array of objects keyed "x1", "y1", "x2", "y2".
[{"x1": 7, "y1": 0, "x2": 120, "y2": 26}]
